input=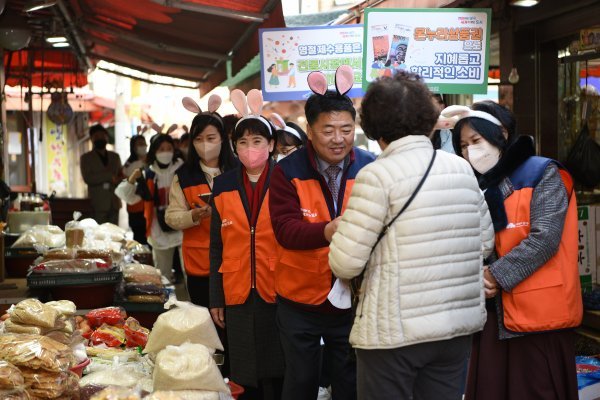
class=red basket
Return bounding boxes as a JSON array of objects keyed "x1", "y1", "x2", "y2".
[
  {"x1": 69, "y1": 358, "x2": 90, "y2": 378},
  {"x1": 228, "y1": 380, "x2": 244, "y2": 399}
]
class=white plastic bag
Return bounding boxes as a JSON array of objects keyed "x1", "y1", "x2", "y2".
[
  {"x1": 153, "y1": 343, "x2": 229, "y2": 393},
  {"x1": 144, "y1": 299, "x2": 223, "y2": 354}
]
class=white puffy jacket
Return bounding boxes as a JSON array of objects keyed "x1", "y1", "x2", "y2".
[{"x1": 329, "y1": 136, "x2": 494, "y2": 350}]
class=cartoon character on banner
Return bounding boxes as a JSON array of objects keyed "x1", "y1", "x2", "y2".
[{"x1": 265, "y1": 34, "x2": 300, "y2": 87}]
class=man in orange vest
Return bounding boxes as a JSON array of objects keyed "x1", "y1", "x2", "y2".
[{"x1": 269, "y1": 89, "x2": 375, "y2": 400}]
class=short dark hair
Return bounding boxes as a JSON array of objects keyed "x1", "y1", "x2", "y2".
[
  {"x1": 276, "y1": 122, "x2": 307, "y2": 147},
  {"x1": 232, "y1": 118, "x2": 276, "y2": 155},
  {"x1": 360, "y1": 72, "x2": 438, "y2": 143},
  {"x1": 222, "y1": 114, "x2": 240, "y2": 138},
  {"x1": 305, "y1": 91, "x2": 356, "y2": 126},
  {"x1": 452, "y1": 101, "x2": 516, "y2": 156},
  {"x1": 186, "y1": 113, "x2": 236, "y2": 172},
  {"x1": 89, "y1": 124, "x2": 108, "y2": 138}
]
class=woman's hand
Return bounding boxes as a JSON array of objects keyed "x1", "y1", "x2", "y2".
[
  {"x1": 483, "y1": 266, "x2": 499, "y2": 299},
  {"x1": 191, "y1": 205, "x2": 211, "y2": 223},
  {"x1": 128, "y1": 168, "x2": 143, "y2": 184},
  {"x1": 210, "y1": 307, "x2": 225, "y2": 328}
]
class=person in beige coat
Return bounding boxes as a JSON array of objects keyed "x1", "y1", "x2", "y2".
[
  {"x1": 328, "y1": 72, "x2": 494, "y2": 400},
  {"x1": 80, "y1": 124, "x2": 123, "y2": 224}
]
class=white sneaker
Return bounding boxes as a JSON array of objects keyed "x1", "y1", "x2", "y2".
[{"x1": 317, "y1": 386, "x2": 332, "y2": 400}]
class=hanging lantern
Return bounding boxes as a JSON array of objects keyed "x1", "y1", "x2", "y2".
[{"x1": 47, "y1": 92, "x2": 74, "y2": 125}]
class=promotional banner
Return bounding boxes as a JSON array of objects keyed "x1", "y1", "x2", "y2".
[
  {"x1": 44, "y1": 116, "x2": 70, "y2": 196},
  {"x1": 259, "y1": 25, "x2": 364, "y2": 101},
  {"x1": 363, "y1": 8, "x2": 491, "y2": 94}
]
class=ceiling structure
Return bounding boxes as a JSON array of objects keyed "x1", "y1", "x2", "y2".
[{"x1": 2, "y1": 0, "x2": 286, "y2": 94}]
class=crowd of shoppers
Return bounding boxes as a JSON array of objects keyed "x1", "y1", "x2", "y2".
[{"x1": 81, "y1": 66, "x2": 582, "y2": 400}]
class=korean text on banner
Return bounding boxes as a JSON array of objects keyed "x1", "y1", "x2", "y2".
[
  {"x1": 363, "y1": 8, "x2": 492, "y2": 94},
  {"x1": 259, "y1": 25, "x2": 364, "y2": 102}
]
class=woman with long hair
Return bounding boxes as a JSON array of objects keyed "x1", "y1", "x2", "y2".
[
  {"x1": 116, "y1": 134, "x2": 184, "y2": 279},
  {"x1": 166, "y1": 96, "x2": 237, "y2": 307},
  {"x1": 122, "y1": 135, "x2": 148, "y2": 244}
]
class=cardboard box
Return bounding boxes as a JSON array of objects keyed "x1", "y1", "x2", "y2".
[{"x1": 578, "y1": 205, "x2": 597, "y2": 292}]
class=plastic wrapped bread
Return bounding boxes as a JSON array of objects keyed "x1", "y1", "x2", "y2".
[
  {"x1": 10, "y1": 299, "x2": 59, "y2": 329},
  {"x1": 144, "y1": 301, "x2": 222, "y2": 354},
  {"x1": 152, "y1": 344, "x2": 228, "y2": 393},
  {"x1": 0, "y1": 334, "x2": 75, "y2": 373}
]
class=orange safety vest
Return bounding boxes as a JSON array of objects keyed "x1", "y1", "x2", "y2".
[
  {"x1": 274, "y1": 145, "x2": 375, "y2": 305},
  {"x1": 177, "y1": 166, "x2": 212, "y2": 277},
  {"x1": 496, "y1": 157, "x2": 582, "y2": 333},
  {"x1": 212, "y1": 167, "x2": 278, "y2": 306}
]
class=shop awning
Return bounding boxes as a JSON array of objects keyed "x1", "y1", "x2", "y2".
[
  {"x1": 71, "y1": 0, "x2": 285, "y2": 94},
  {"x1": 3, "y1": 49, "x2": 88, "y2": 88}
]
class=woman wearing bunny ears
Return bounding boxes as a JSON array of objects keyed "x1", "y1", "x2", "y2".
[
  {"x1": 116, "y1": 133, "x2": 184, "y2": 279},
  {"x1": 270, "y1": 112, "x2": 307, "y2": 162},
  {"x1": 165, "y1": 95, "x2": 237, "y2": 308},
  {"x1": 209, "y1": 89, "x2": 284, "y2": 398},
  {"x1": 447, "y1": 101, "x2": 581, "y2": 400}
]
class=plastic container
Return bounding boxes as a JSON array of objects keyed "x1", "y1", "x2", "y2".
[
  {"x1": 7, "y1": 211, "x2": 51, "y2": 233},
  {"x1": 5, "y1": 247, "x2": 38, "y2": 278},
  {"x1": 70, "y1": 358, "x2": 90, "y2": 378},
  {"x1": 27, "y1": 268, "x2": 122, "y2": 287},
  {"x1": 50, "y1": 284, "x2": 118, "y2": 309}
]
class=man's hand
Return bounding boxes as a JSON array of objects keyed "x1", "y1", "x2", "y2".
[
  {"x1": 324, "y1": 216, "x2": 342, "y2": 242},
  {"x1": 210, "y1": 307, "x2": 225, "y2": 328},
  {"x1": 191, "y1": 205, "x2": 211, "y2": 223}
]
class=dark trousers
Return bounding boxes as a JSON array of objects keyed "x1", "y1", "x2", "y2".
[
  {"x1": 356, "y1": 335, "x2": 471, "y2": 400},
  {"x1": 277, "y1": 299, "x2": 356, "y2": 400},
  {"x1": 186, "y1": 275, "x2": 210, "y2": 308},
  {"x1": 128, "y1": 211, "x2": 147, "y2": 245}
]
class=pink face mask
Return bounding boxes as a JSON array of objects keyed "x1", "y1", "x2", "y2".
[{"x1": 238, "y1": 147, "x2": 269, "y2": 170}]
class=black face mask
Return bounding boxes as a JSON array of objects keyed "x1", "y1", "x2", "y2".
[{"x1": 93, "y1": 139, "x2": 107, "y2": 150}]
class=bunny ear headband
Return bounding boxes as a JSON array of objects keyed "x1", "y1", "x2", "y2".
[
  {"x1": 231, "y1": 89, "x2": 273, "y2": 136},
  {"x1": 307, "y1": 65, "x2": 354, "y2": 97},
  {"x1": 269, "y1": 112, "x2": 302, "y2": 141},
  {"x1": 182, "y1": 95, "x2": 224, "y2": 128},
  {"x1": 440, "y1": 105, "x2": 502, "y2": 127}
]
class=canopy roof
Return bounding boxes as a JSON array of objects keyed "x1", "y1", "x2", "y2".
[{"x1": 3, "y1": 0, "x2": 285, "y2": 93}]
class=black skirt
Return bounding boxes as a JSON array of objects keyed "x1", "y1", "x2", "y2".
[
  {"x1": 465, "y1": 310, "x2": 578, "y2": 400},
  {"x1": 225, "y1": 290, "x2": 285, "y2": 387}
]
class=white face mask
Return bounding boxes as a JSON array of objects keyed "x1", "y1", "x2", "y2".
[
  {"x1": 135, "y1": 146, "x2": 147, "y2": 157},
  {"x1": 467, "y1": 141, "x2": 500, "y2": 175},
  {"x1": 195, "y1": 141, "x2": 221, "y2": 163},
  {"x1": 156, "y1": 151, "x2": 173, "y2": 165}
]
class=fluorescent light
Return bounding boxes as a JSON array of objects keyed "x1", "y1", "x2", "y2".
[
  {"x1": 52, "y1": 42, "x2": 70, "y2": 48},
  {"x1": 510, "y1": 0, "x2": 539, "y2": 6},
  {"x1": 46, "y1": 36, "x2": 67, "y2": 43},
  {"x1": 23, "y1": 0, "x2": 57, "y2": 12}
]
